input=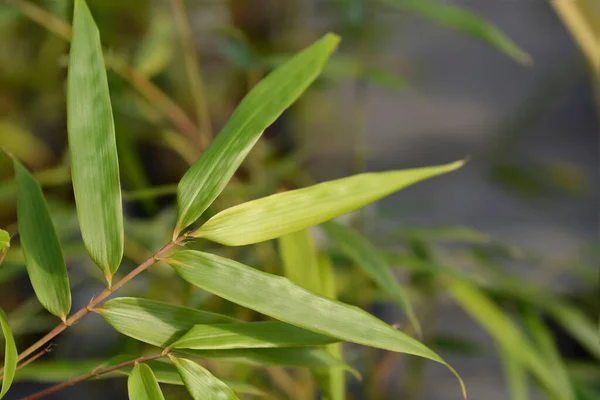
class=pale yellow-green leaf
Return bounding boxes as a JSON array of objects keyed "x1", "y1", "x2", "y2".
[
  {"x1": 0, "y1": 308, "x2": 17, "y2": 399},
  {"x1": 174, "y1": 34, "x2": 340, "y2": 237},
  {"x1": 167, "y1": 250, "x2": 466, "y2": 398},
  {"x1": 68, "y1": 0, "x2": 123, "y2": 282},
  {"x1": 0, "y1": 230, "x2": 9, "y2": 252},
  {"x1": 169, "y1": 356, "x2": 238, "y2": 400},
  {"x1": 193, "y1": 160, "x2": 464, "y2": 245},
  {"x1": 127, "y1": 363, "x2": 165, "y2": 400},
  {"x1": 13, "y1": 158, "x2": 71, "y2": 319},
  {"x1": 278, "y1": 229, "x2": 322, "y2": 293}
]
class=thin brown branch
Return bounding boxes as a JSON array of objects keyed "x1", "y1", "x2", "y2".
[
  {"x1": 16, "y1": 238, "x2": 183, "y2": 363},
  {"x1": 23, "y1": 352, "x2": 167, "y2": 400}
]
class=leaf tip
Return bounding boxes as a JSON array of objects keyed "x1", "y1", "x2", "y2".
[{"x1": 323, "y1": 32, "x2": 342, "y2": 48}]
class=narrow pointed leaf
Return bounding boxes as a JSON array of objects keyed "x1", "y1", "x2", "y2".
[
  {"x1": 170, "y1": 356, "x2": 238, "y2": 400},
  {"x1": 172, "y1": 321, "x2": 337, "y2": 350},
  {"x1": 167, "y1": 250, "x2": 465, "y2": 397},
  {"x1": 380, "y1": 0, "x2": 531, "y2": 65},
  {"x1": 498, "y1": 343, "x2": 528, "y2": 400},
  {"x1": 323, "y1": 221, "x2": 420, "y2": 335},
  {"x1": 193, "y1": 161, "x2": 464, "y2": 245},
  {"x1": 68, "y1": 0, "x2": 123, "y2": 281},
  {"x1": 0, "y1": 308, "x2": 17, "y2": 399},
  {"x1": 97, "y1": 297, "x2": 236, "y2": 347},
  {"x1": 13, "y1": 158, "x2": 71, "y2": 319},
  {"x1": 279, "y1": 229, "x2": 322, "y2": 295},
  {"x1": 174, "y1": 33, "x2": 340, "y2": 237},
  {"x1": 128, "y1": 363, "x2": 165, "y2": 400},
  {"x1": 547, "y1": 303, "x2": 600, "y2": 361},
  {"x1": 448, "y1": 279, "x2": 571, "y2": 400},
  {"x1": 120, "y1": 360, "x2": 267, "y2": 396}
]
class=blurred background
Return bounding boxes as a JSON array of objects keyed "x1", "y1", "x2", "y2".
[{"x1": 0, "y1": 0, "x2": 598, "y2": 399}]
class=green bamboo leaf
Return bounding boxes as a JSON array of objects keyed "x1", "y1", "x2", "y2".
[
  {"x1": 0, "y1": 308, "x2": 17, "y2": 399},
  {"x1": 279, "y1": 229, "x2": 322, "y2": 294},
  {"x1": 380, "y1": 0, "x2": 531, "y2": 65},
  {"x1": 447, "y1": 279, "x2": 572, "y2": 400},
  {"x1": 547, "y1": 303, "x2": 600, "y2": 360},
  {"x1": 193, "y1": 161, "x2": 464, "y2": 245},
  {"x1": 172, "y1": 321, "x2": 337, "y2": 350},
  {"x1": 96, "y1": 297, "x2": 236, "y2": 347},
  {"x1": 128, "y1": 363, "x2": 165, "y2": 400},
  {"x1": 13, "y1": 158, "x2": 71, "y2": 319},
  {"x1": 68, "y1": 0, "x2": 123, "y2": 283},
  {"x1": 0, "y1": 230, "x2": 9, "y2": 251},
  {"x1": 169, "y1": 356, "x2": 238, "y2": 400},
  {"x1": 167, "y1": 250, "x2": 466, "y2": 397},
  {"x1": 119, "y1": 360, "x2": 267, "y2": 396},
  {"x1": 498, "y1": 343, "x2": 528, "y2": 400},
  {"x1": 174, "y1": 33, "x2": 340, "y2": 237},
  {"x1": 322, "y1": 221, "x2": 420, "y2": 335}
]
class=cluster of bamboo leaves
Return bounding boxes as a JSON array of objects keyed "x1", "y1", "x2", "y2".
[
  {"x1": 1, "y1": 0, "x2": 598, "y2": 399},
  {"x1": 0, "y1": 1, "x2": 471, "y2": 399}
]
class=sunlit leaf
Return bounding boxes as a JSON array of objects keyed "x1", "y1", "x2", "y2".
[
  {"x1": 447, "y1": 279, "x2": 571, "y2": 399},
  {"x1": 167, "y1": 250, "x2": 465, "y2": 397},
  {"x1": 193, "y1": 160, "x2": 464, "y2": 245},
  {"x1": 169, "y1": 356, "x2": 238, "y2": 400},
  {"x1": 68, "y1": 0, "x2": 123, "y2": 282},
  {"x1": 97, "y1": 297, "x2": 236, "y2": 347},
  {"x1": 13, "y1": 158, "x2": 71, "y2": 319},
  {"x1": 172, "y1": 321, "x2": 337, "y2": 350},
  {"x1": 323, "y1": 221, "x2": 420, "y2": 335},
  {"x1": 127, "y1": 363, "x2": 165, "y2": 400},
  {"x1": 0, "y1": 308, "x2": 17, "y2": 399},
  {"x1": 174, "y1": 33, "x2": 340, "y2": 237},
  {"x1": 380, "y1": 0, "x2": 531, "y2": 64}
]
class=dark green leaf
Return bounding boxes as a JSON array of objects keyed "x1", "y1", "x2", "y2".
[
  {"x1": 172, "y1": 321, "x2": 337, "y2": 350},
  {"x1": 68, "y1": 0, "x2": 124, "y2": 282},
  {"x1": 13, "y1": 158, "x2": 71, "y2": 319},
  {"x1": 97, "y1": 297, "x2": 236, "y2": 347},
  {"x1": 167, "y1": 250, "x2": 465, "y2": 397},
  {"x1": 193, "y1": 161, "x2": 464, "y2": 245},
  {"x1": 174, "y1": 34, "x2": 340, "y2": 237}
]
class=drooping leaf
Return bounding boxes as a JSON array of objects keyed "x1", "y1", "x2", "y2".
[
  {"x1": 498, "y1": 342, "x2": 528, "y2": 400},
  {"x1": 172, "y1": 321, "x2": 337, "y2": 350},
  {"x1": 68, "y1": 0, "x2": 123, "y2": 282},
  {"x1": 546, "y1": 302, "x2": 600, "y2": 361},
  {"x1": 12, "y1": 158, "x2": 71, "y2": 320},
  {"x1": 380, "y1": 0, "x2": 531, "y2": 65},
  {"x1": 193, "y1": 161, "x2": 465, "y2": 245},
  {"x1": 0, "y1": 308, "x2": 17, "y2": 399},
  {"x1": 447, "y1": 279, "x2": 571, "y2": 400},
  {"x1": 174, "y1": 33, "x2": 340, "y2": 237},
  {"x1": 322, "y1": 221, "x2": 420, "y2": 335},
  {"x1": 97, "y1": 297, "x2": 236, "y2": 347},
  {"x1": 127, "y1": 363, "x2": 165, "y2": 400},
  {"x1": 169, "y1": 356, "x2": 238, "y2": 400},
  {"x1": 167, "y1": 250, "x2": 465, "y2": 397}
]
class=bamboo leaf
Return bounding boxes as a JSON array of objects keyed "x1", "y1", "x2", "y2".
[
  {"x1": 447, "y1": 279, "x2": 572, "y2": 400},
  {"x1": 322, "y1": 221, "x2": 420, "y2": 335},
  {"x1": 167, "y1": 250, "x2": 465, "y2": 397},
  {"x1": 128, "y1": 363, "x2": 165, "y2": 400},
  {"x1": 547, "y1": 303, "x2": 600, "y2": 361},
  {"x1": 174, "y1": 33, "x2": 340, "y2": 237},
  {"x1": 498, "y1": 343, "x2": 528, "y2": 400},
  {"x1": 0, "y1": 230, "x2": 9, "y2": 251},
  {"x1": 68, "y1": 0, "x2": 123, "y2": 282},
  {"x1": 193, "y1": 161, "x2": 464, "y2": 245},
  {"x1": 13, "y1": 158, "x2": 71, "y2": 319},
  {"x1": 279, "y1": 229, "x2": 322, "y2": 294},
  {"x1": 172, "y1": 321, "x2": 337, "y2": 350},
  {"x1": 169, "y1": 356, "x2": 238, "y2": 400},
  {"x1": 97, "y1": 297, "x2": 236, "y2": 347},
  {"x1": 0, "y1": 308, "x2": 17, "y2": 399},
  {"x1": 380, "y1": 0, "x2": 531, "y2": 65}
]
